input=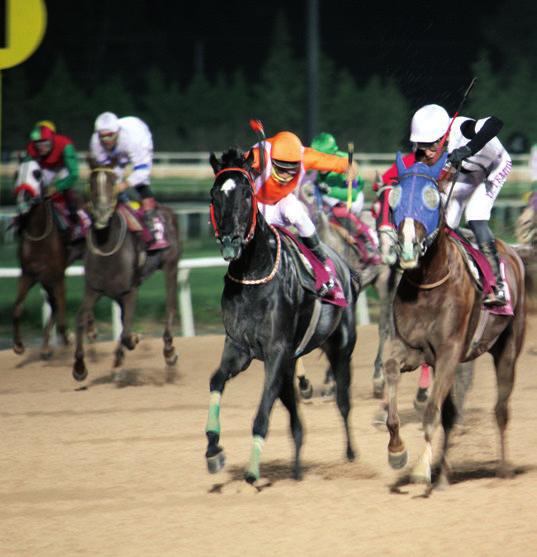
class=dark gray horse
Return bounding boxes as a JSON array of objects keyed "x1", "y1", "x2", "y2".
[
  {"x1": 72, "y1": 167, "x2": 180, "y2": 383},
  {"x1": 204, "y1": 148, "x2": 359, "y2": 484}
]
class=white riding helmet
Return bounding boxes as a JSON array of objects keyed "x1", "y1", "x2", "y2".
[
  {"x1": 410, "y1": 104, "x2": 450, "y2": 143},
  {"x1": 95, "y1": 112, "x2": 119, "y2": 134}
]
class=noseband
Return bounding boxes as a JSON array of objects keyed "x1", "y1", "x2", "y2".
[{"x1": 210, "y1": 167, "x2": 258, "y2": 244}]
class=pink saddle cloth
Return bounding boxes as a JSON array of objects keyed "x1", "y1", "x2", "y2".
[
  {"x1": 447, "y1": 229, "x2": 513, "y2": 316},
  {"x1": 275, "y1": 226, "x2": 347, "y2": 307}
]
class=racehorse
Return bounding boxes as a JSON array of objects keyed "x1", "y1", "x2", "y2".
[
  {"x1": 12, "y1": 160, "x2": 86, "y2": 358},
  {"x1": 383, "y1": 153, "x2": 526, "y2": 490},
  {"x1": 72, "y1": 167, "x2": 180, "y2": 383},
  {"x1": 298, "y1": 178, "x2": 431, "y2": 407},
  {"x1": 204, "y1": 148, "x2": 359, "y2": 484}
]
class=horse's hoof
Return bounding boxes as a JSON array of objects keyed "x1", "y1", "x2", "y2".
[
  {"x1": 413, "y1": 387, "x2": 429, "y2": 412},
  {"x1": 372, "y1": 378, "x2": 385, "y2": 399},
  {"x1": 41, "y1": 349, "x2": 53, "y2": 361},
  {"x1": 165, "y1": 353, "x2": 178, "y2": 367},
  {"x1": 13, "y1": 342, "x2": 25, "y2": 355},
  {"x1": 299, "y1": 383, "x2": 313, "y2": 400},
  {"x1": 244, "y1": 471, "x2": 259, "y2": 485},
  {"x1": 497, "y1": 463, "x2": 516, "y2": 479},
  {"x1": 321, "y1": 383, "x2": 336, "y2": 400},
  {"x1": 388, "y1": 448, "x2": 408, "y2": 470},
  {"x1": 346, "y1": 446, "x2": 357, "y2": 462},
  {"x1": 206, "y1": 450, "x2": 226, "y2": 474},
  {"x1": 72, "y1": 363, "x2": 88, "y2": 382}
]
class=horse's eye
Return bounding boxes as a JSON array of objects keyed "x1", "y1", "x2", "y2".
[
  {"x1": 388, "y1": 186, "x2": 402, "y2": 208},
  {"x1": 422, "y1": 185, "x2": 440, "y2": 209},
  {"x1": 33, "y1": 170, "x2": 42, "y2": 180}
]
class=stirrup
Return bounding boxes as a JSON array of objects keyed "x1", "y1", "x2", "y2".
[
  {"x1": 318, "y1": 278, "x2": 335, "y2": 297},
  {"x1": 484, "y1": 286, "x2": 507, "y2": 307}
]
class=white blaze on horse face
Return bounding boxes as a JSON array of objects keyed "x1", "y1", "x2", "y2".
[
  {"x1": 400, "y1": 217, "x2": 418, "y2": 268},
  {"x1": 97, "y1": 171, "x2": 108, "y2": 206},
  {"x1": 220, "y1": 178, "x2": 236, "y2": 196}
]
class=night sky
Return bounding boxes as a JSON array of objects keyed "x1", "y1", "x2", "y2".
[{"x1": 19, "y1": 0, "x2": 519, "y2": 112}]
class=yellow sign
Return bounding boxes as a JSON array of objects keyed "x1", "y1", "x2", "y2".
[{"x1": 0, "y1": 0, "x2": 47, "y2": 70}]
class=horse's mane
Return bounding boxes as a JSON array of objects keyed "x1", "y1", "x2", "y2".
[{"x1": 220, "y1": 147, "x2": 248, "y2": 169}]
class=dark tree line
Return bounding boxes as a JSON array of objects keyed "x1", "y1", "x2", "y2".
[{"x1": 3, "y1": 2, "x2": 537, "y2": 154}]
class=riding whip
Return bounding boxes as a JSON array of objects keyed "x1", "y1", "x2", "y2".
[
  {"x1": 442, "y1": 77, "x2": 478, "y2": 209},
  {"x1": 433, "y1": 77, "x2": 477, "y2": 164},
  {"x1": 346, "y1": 142, "x2": 354, "y2": 211},
  {"x1": 249, "y1": 119, "x2": 266, "y2": 177}
]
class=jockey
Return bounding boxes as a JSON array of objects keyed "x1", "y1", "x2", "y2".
[
  {"x1": 374, "y1": 104, "x2": 511, "y2": 306},
  {"x1": 248, "y1": 130, "x2": 358, "y2": 295},
  {"x1": 410, "y1": 104, "x2": 512, "y2": 306},
  {"x1": 89, "y1": 112, "x2": 165, "y2": 250},
  {"x1": 25, "y1": 120, "x2": 81, "y2": 234},
  {"x1": 310, "y1": 132, "x2": 379, "y2": 264}
]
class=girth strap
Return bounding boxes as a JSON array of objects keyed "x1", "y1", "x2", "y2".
[{"x1": 294, "y1": 299, "x2": 322, "y2": 358}]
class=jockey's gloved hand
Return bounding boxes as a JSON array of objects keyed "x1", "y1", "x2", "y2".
[
  {"x1": 317, "y1": 182, "x2": 330, "y2": 194},
  {"x1": 447, "y1": 145, "x2": 472, "y2": 166}
]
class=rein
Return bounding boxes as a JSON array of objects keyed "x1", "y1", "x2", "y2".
[
  {"x1": 23, "y1": 200, "x2": 54, "y2": 242},
  {"x1": 226, "y1": 224, "x2": 281, "y2": 285},
  {"x1": 87, "y1": 211, "x2": 127, "y2": 257},
  {"x1": 210, "y1": 166, "x2": 258, "y2": 244},
  {"x1": 403, "y1": 269, "x2": 451, "y2": 289}
]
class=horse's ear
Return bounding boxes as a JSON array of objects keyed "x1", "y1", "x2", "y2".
[
  {"x1": 429, "y1": 152, "x2": 448, "y2": 179},
  {"x1": 395, "y1": 151, "x2": 407, "y2": 176},
  {"x1": 209, "y1": 152, "x2": 221, "y2": 174},
  {"x1": 244, "y1": 149, "x2": 254, "y2": 170}
]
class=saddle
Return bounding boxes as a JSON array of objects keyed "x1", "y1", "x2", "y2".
[
  {"x1": 118, "y1": 202, "x2": 169, "y2": 251},
  {"x1": 329, "y1": 203, "x2": 381, "y2": 265},
  {"x1": 275, "y1": 226, "x2": 347, "y2": 307},
  {"x1": 447, "y1": 228, "x2": 513, "y2": 316}
]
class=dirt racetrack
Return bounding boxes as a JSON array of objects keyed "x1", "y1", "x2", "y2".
[{"x1": 2, "y1": 316, "x2": 537, "y2": 557}]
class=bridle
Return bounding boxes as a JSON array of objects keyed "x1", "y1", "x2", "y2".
[{"x1": 210, "y1": 167, "x2": 258, "y2": 245}]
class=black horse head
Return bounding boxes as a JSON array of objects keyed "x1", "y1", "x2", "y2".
[
  {"x1": 88, "y1": 167, "x2": 119, "y2": 229},
  {"x1": 209, "y1": 148, "x2": 256, "y2": 261}
]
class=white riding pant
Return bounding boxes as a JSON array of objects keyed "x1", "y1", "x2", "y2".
[
  {"x1": 324, "y1": 191, "x2": 364, "y2": 217},
  {"x1": 444, "y1": 157, "x2": 512, "y2": 228},
  {"x1": 259, "y1": 193, "x2": 316, "y2": 237}
]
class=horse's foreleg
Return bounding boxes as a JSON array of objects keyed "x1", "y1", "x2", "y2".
[
  {"x1": 205, "y1": 337, "x2": 252, "y2": 474},
  {"x1": 245, "y1": 351, "x2": 289, "y2": 483},
  {"x1": 279, "y1": 364, "x2": 304, "y2": 479},
  {"x1": 12, "y1": 274, "x2": 35, "y2": 355},
  {"x1": 162, "y1": 263, "x2": 178, "y2": 366},
  {"x1": 384, "y1": 338, "x2": 408, "y2": 469},
  {"x1": 114, "y1": 289, "x2": 139, "y2": 376},
  {"x1": 73, "y1": 289, "x2": 101, "y2": 381},
  {"x1": 412, "y1": 350, "x2": 460, "y2": 486}
]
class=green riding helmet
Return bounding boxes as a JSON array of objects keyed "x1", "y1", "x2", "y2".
[{"x1": 311, "y1": 132, "x2": 339, "y2": 154}]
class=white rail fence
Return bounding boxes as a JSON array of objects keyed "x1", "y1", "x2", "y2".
[{"x1": 0, "y1": 258, "x2": 370, "y2": 342}]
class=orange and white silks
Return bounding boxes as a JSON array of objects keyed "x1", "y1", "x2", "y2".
[{"x1": 250, "y1": 139, "x2": 349, "y2": 205}]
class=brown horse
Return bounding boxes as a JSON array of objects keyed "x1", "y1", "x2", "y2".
[
  {"x1": 12, "y1": 160, "x2": 86, "y2": 358},
  {"x1": 72, "y1": 168, "x2": 181, "y2": 383},
  {"x1": 383, "y1": 154, "x2": 526, "y2": 491}
]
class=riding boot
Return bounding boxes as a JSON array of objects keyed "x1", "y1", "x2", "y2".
[
  {"x1": 480, "y1": 241, "x2": 507, "y2": 306},
  {"x1": 143, "y1": 206, "x2": 168, "y2": 250},
  {"x1": 64, "y1": 190, "x2": 82, "y2": 240},
  {"x1": 300, "y1": 233, "x2": 336, "y2": 296}
]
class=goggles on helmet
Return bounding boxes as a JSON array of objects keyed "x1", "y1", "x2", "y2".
[{"x1": 271, "y1": 159, "x2": 300, "y2": 184}]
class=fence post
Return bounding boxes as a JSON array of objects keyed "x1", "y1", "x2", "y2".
[{"x1": 178, "y1": 268, "x2": 195, "y2": 336}]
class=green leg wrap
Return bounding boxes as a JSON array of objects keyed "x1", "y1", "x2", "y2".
[
  {"x1": 205, "y1": 391, "x2": 222, "y2": 434},
  {"x1": 246, "y1": 435, "x2": 265, "y2": 481}
]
